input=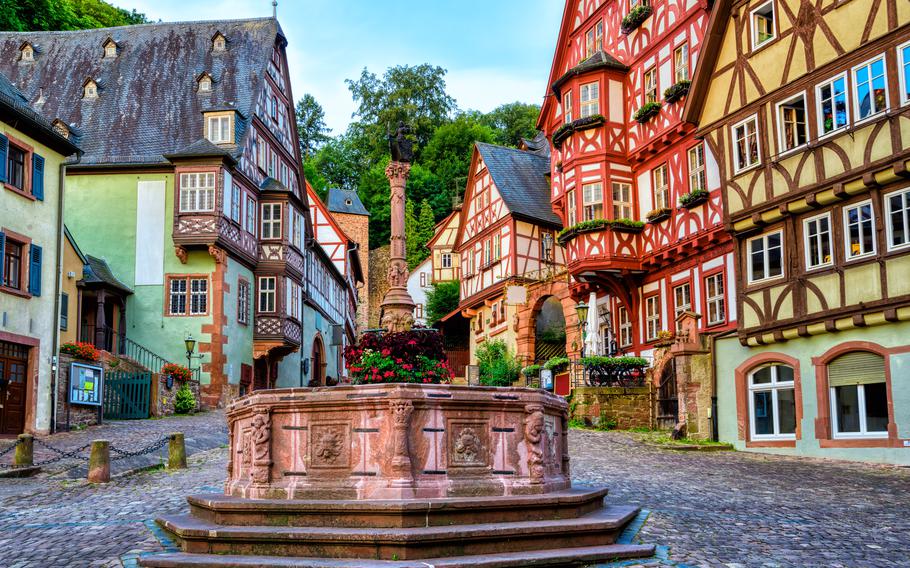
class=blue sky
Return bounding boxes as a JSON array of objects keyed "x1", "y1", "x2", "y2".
[{"x1": 115, "y1": 0, "x2": 564, "y2": 133}]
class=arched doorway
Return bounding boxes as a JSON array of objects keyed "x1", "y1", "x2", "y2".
[
  {"x1": 310, "y1": 336, "x2": 326, "y2": 387},
  {"x1": 535, "y1": 296, "x2": 567, "y2": 363}
]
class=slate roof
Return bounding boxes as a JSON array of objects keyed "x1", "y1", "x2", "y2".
[
  {"x1": 475, "y1": 142, "x2": 561, "y2": 228},
  {"x1": 327, "y1": 188, "x2": 370, "y2": 217},
  {"x1": 82, "y1": 255, "x2": 133, "y2": 294},
  {"x1": 0, "y1": 18, "x2": 281, "y2": 167},
  {"x1": 0, "y1": 71, "x2": 80, "y2": 156},
  {"x1": 520, "y1": 131, "x2": 550, "y2": 158},
  {"x1": 163, "y1": 138, "x2": 236, "y2": 163},
  {"x1": 551, "y1": 50, "x2": 628, "y2": 96}
]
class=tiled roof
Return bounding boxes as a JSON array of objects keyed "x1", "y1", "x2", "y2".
[
  {"x1": 0, "y1": 71, "x2": 80, "y2": 155},
  {"x1": 0, "y1": 18, "x2": 280, "y2": 166},
  {"x1": 82, "y1": 255, "x2": 133, "y2": 294},
  {"x1": 475, "y1": 143, "x2": 561, "y2": 228},
  {"x1": 551, "y1": 50, "x2": 628, "y2": 96},
  {"x1": 327, "y1": 188, "x2": 370, "y2": 216}
]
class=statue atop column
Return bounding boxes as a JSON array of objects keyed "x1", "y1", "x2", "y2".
[{"x1": 379, "y1": 122, "x2": 417, "y2": 332}]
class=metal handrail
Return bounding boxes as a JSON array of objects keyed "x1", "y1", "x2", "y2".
[{"x1": 79, "y1": 325, "x2": 201, "y2": 381}]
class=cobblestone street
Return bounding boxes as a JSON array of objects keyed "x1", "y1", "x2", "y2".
[{"x1": 1, "y1": 426, "x2": 908, "y2": 567}]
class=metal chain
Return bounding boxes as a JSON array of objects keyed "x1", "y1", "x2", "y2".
[
  {"x1": 110, "y1": 435, "x2": 171, "y2": 461},
  {"x1": 0, "y1": 438, "x2": 22, "y2": 461},
  {"x1": 1, "y1": 434, "x2": 173, "y2": 468}
]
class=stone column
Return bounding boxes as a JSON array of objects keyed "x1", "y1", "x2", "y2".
[
  {"x1": 379, "y1": 161, "x2": 416, "y2": 333},
  {"x1": 94, "y1": 290, "x2": 107, "y2": 350}
]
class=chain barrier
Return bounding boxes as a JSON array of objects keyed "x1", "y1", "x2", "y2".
[
  {"x1": 109, "y1": 435, "x2": 171, "y2": 461},
  {"x1": 0, "y1": 435, "x2": 172, "y2": 469},
  {"x1": 0, "y1": 438, "x2": 22, "y2": 464}
]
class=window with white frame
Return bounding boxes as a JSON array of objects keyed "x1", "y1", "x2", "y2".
[
  {"x1": 167, "y1": 276, "x2": 208, "y2": 316},
  {"x1": 168, "y1": 278, "x2": 187, "y2": 315},
  {"x1": 190, "y1": 278, "x2": 208, "y2": 314},
  {"x1": 674, "y1": 43, "x2": 689, "y2": 83},
  {"x1": 733, "y1": 115, "x2": 760, "y2": 172},
  {"x1": 645, "y1": 295, "x2": 661, "y2": 341},
  {"x1": 580, "y1": 82, "x2": 600, "y2": 118},
  {"x1": 612, "y1": 182, "x2": 633, "y2": 219},
  {"x1": 653, "y1": 164, "x2": 670, "y2": 209},
  {"x1": 886, "y1": 187, "x2": 910, "y2": 250},
  {"x1": 750, "y1": 1, "x2": 775, "y2": 49},
  {"x1": 245, "y1": 195, "x2": 256, "y2": 235},
  {"x1": 705, "y1": 273, "x2": 725, "y2": 325},
  {"x1": 673, "y1": 283, "x2": 691, "y2": 321},
  {"x1": 230, "y1": 183, "x2": 241, "y2": 222},
  {"x1": 844, "y1": 201, "x2": 875, "y2": 260},
  {"x1": 179, "y1": 172, "x2": 216, "y2": 212},
  {"x1": 688, "y1": 144, "x2": 707, "y2": 192},
  {"x1": 567, "y1": 189, "x2": 578, "y2": 226},
  {"x1": 420, "y1": 272, "x2": 427, "y2": 287},
  {"x1": 817, "y1": 74, "x2": 849, "y2": 135},
  {"x1": 258, "y1": 276, "x2": 276, "y2": 312},
  {"x1": 441, "y1": 252, "x2": 453, "y2": 268},
  {"x1": 286, "y1": 279, "x2": 301, "y2": 320},
  {"x1": 261, "y1": 203, "x2": 282, "y2": 240},
  {"x1": 563, "y1": 90, "x2": 573, "y2": 124},
  {"x1": 617, "y1": 306, "x2": 632, "y2": 347},
  {"x1": 748, "y1": 230, "x2": 783, "y2": 283},
  {"x1": 828, "y1": 351, "x2": 888, "y2": 438},
  {"x1": 777, "y1": 93, "x2": 807, "y2": 152},
  {"x1": 804, "y1": 213, "x2": 833, "y2": 269},
  {"x1": 483, "y1": 239, "x2": 492, "y2": 267},
  {"x1": 748, "y1": 364, "x2": 796, "y2": 440},
  {"x1": 853, "y1": 56, "x2": 888, "y2": 121},
  {"x1": 582, "y1": 183, "x2": 603, "y2": 221},
  {"x1": 643, "y1": 67, "x2": 658, "y2": 104},
  {"x1": 585, "y1": 20, "x2": 603, "y2": 57},
  {"x1": 207, "y1": 115, "x2": 231, "y2": 144},
  {"x1": 900, "y1": 41, "x2": 910, "y2": 105},
  {"x1": 257, "y1": 137, "x2": 268, "y2": 170}
]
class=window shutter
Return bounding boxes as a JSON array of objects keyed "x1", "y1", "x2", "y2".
[
  {"x1": 0, "y1": 231, "x2": 5, "y2": 283},
  {"x1": 0, "y1": 134, "x2": 7, "y2": 183},
  {"x1": 28, "y1": 243, "x2": 42, "y2": 296},
  {"x1": 32, "y1": 154, "x2": 45, "y2": 200},
  {"x1": 828, "y1": 351, "x2": 886, "y2": 388}
]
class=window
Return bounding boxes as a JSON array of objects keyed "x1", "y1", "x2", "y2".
[
  {"x1": 261, "y1": 203, "x2": 282, "y2": 240},
  {"x1": 2, "y1": 240, "x2": 22, "y2": 290},
  {"x1": 541, "y1": 231, "x2": 554, "y2": 262},
  {"x1": 83, "y1": 81, "x2": 97, "y2": 100},
  {"x1": 270, "y1": 96, "x2": 278, "y2": 121},
  {"x1": 777, "y1": 93, "x2": 807, "y2": 152},
  {"x1": 645, "y1": 296, "x2": 661, "y2": 341},
  {"x1": 258, "y1": 276, "x2": 276, "y2": 312},
  {"x1": 7, "y1": 145, "x2": 25, "y2": 191},
  {"x1": 198, "y1": 76, "x2": 212, "y2": 92},
  {"x1": 230, "y1": 183, "x2": 241, "y2": 222},
  {"x1": 843, "y1": 201, "x2": 875, "y2": 260},
  {"x1": 817, "y1": 74, "x2": 849, "y2": 135},
  {"x1": 441, "y1": 252, "x2": 452, "y2": 268},
  {"x1": 688, "y1": 144, "x2": 706, "y2": 192},
  {"x1": 748, "y1": 364, "x2": 796, "y2": 440},
  {"x1": 179, "y1": 172, "x2": 216, "y2": 213},
  {"x1": 803, "y1": 214, "x2": 833, "y2": 269},
  {"x1": 674, "y1": 283, "x2": 691, "y2": 324},
  {"x1": 207, "y1": 115, "x2": 231, "y2": 144},
  {"x1": 732, "y1": 115, "x2": 760, "y2": 172},
  {"x1": 828, "y1": 352, "x2": 888, "y2": 438},
  {"x1": 563, "y1": 90, "x2": 573, "y2": 124},
  {"x1": 618, "y1": 306, "x2": 632, "y2": 348},
  {"x1": 886, "y1": 187, "x2": 910, "y2": 250},
  {"x1": 257, "y1": 137, "x2": 268, "y2": 170},
  {"x1": 585, "y1": 20, "x2": 603, "y2": 57},
  {"x1": 853, "y1": 56, "x2": 888, "y2": 121},
  {"x1": 213, "y1": 34, "x2": 226, "y2": 52},
  {"x1": 652, "y1": 164, "x2": 670, "y2": 210},
  {"x1": 60, "y1": 292, "x2": 69, "y2": 330},
  {"x1": 580, "y1": 82, "x2": 600, "y2": 118},
  {"x1": 750, "y1": 1, "x2": 776, "y2": 49},
  {"x1": 674, "y1": 43, "x2": 689, "y2": 82},
  {"x1": 612, "y1": 182, "x2": 633, "y2": 219},
  {"x1": 104, "y1": 42, "x2": 117, "y2": 58},
  {"x1": 415, "y1": 303, "x2": 424, "y2": 319},
  {"x1": 705, "y1": 273, "x2": 726, "y2": 325},
  {"x1": 237, "y1": 279, "x2": 250, "y2": 325},
  {"x1": 643, "y1": 67, "x2": 658, "y2": 104},
  {"x1": 286, "y1": 280, "x2": 301, "y2": 320},
  {"x1": 493, "y1": 233, "x2": 501, "y2": 261},
  {"x1": 20, "y1": 45, "x2": 33, "y2": 61},
  {"x1": 900, "y1": 41, "x2": 910, "y2": 105},
  {"x1": 167, "y1": 276, "x2": 208, "y2": 316},
  {"x1": 245, "y1": 195, "x2": 256, "y2": 235},
  {"x1": 582, "y1": 182, "x2": 603, "y2": 221},
  {"x1": 420, "y1": 272, "x2": 427, "y2": 287},
  {"x1": 748, "y1": 231, "x2": 784, "y2": 283},
  {"x1": 483, "y1": 239, "x2": 492, "y2": 267},
  {"x1": 567, "y1": 189, "x2": 577, "y2": 226}
]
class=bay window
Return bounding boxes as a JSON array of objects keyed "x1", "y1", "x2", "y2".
[
  {"x1": 843, "y1": 201, "x2": 875, "y2": 260},
  {"x1": 582, "y1": 183, "x2": 603, "y2": 221},
  {"x1": 580, "y1": 81, "x2": 600, "y2": 118},
  {"x1": 258, "y1": 276, "x2": 276, "y2": 312},
  {"x1": 179, "y1": 172, "x2": 216, "y2": 213},
  {"x1": 749, "y1": 364, "x2": 796, "y2": 440},
  {"x1": 567, "y1": 189, "x2": 578, "y2": 226},
  {"x1": 612, "y1": 182, "x2": 633, "y2": 219},
  {"x1": 563, "y1": 90, "x2": 573, "y2": 124},
  {"x1": 261, "y1": 203, "x2": 282, "y2": 240}
]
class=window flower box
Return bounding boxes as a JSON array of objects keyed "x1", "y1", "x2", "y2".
[
  {"x1": 552, "y1": 114, "x2": 605, "y2": 149},
  {"x1": 663, "y1": 80, "x2": 691, "y2": 104},
  {"x1": 621, "y1": 4, "x2": 652, "y2": 34},
  {"x1": 633, "y1": 102, "x2": 662, "y2": 124},
  {"x1": 646, "y1": 208, "x2": 672, "y2": 223},
  {"x1": 557, "y1": 218, "x2": 646, "y2": 243},
  {"x1": 679, "y1": 188, "x2": 709, "y2": 209},
  {"x1": 610, "y1": 218, "x2": 646, "y2": 233}
]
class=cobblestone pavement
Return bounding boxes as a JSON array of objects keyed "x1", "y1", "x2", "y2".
[{"x1": 2, "y1": 426, "x2": 909, "y2": 567}]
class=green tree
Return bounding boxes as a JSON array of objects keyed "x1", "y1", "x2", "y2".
[
  {"x1": 295, "y1": 94, "x2": 331, "y2": 159},
  {"x1": 476, "y1": 340, "x2": 521, "y2": 387},
  {"x1": 0, "y1": 0, "x2": 147, "y2": 31},
  {"x1": 422, "y1": 114, "x2": 496, "y2": 201},
  {"x1": 309, "y1": 135, "x2": 364, "y2": 192},
  {"x1": 481, "y1": 102, "x2": 542, "y2": 147},
  {"x1": 302, "y1": 160, "x2": 328, "y2": 202},
  {"x1": 426, "y1": 280, "x2": 460, "y2": 326},
  {"x1": 404, "y1": 199, "x2": 421, "y2": 268}
]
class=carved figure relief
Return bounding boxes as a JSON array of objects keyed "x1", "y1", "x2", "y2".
[
  {"x1": 313, "y1": 427, "x2": 344, "y2": 464},
  {"x1": 452, "y1": 427, "x2": 483, "y2": 464},
  {"x1": 524, "y1": 405, "x2": 545, "y2": 483},
  {"x1": 250, "y1": 410, "x2": 272, "y2": 484},
  {"x1": 388, "y1": 263, "x2": 409, "y2": 287},
  {"x1": 310, "y1": 423, "x2": 352, "y2": 469}
]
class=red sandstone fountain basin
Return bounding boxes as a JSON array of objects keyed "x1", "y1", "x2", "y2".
[{"x1": 225, "y1": 383, "x2": 571, "y2": 500}]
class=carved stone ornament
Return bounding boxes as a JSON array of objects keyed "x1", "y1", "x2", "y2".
[
  {"x1": 208, "y1": 244, "x2": 227, "y2": 265},
  {"x1": 524, "y1": 404, "x2": 545, "y2": 484},
  {"x1": 174, "y1": 245, "x2": 188, "y2": 264},
  {"x1": 385, "y1": 161, "x2": 412, "y2": 182},
  {"x1": 381, "y1": 309, "x2": 415, "y2": 334},
  {"x1": 389, "y1": 398, "x2": 415, "y2": 482},
  {"x1": 226, "y1": 417, "x2": 235, "y2": 477},
  {"x1": 453, "y1": 427, "x2": 483, "y2": 464},
  {"x1": 313, "y1": 427, "x2": 345, "y2": 465},
  {"x1": 249, "y1": 410, "x2": 272, "y2": 485}
]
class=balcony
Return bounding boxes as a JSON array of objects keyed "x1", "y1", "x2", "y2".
[
  {"x1": 259, "y1": 243, "x2": 305, "y2": 279},
  {"x1": 254, "y1": 314, "x2": 302, "y2": 356},
  {"x1": 173, "y1": 212, "x2": 257, "y2": 265},
  {"x1": 557, "y1": 220, "x2": 644, "y2": 277}
]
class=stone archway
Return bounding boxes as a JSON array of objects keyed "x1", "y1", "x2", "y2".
[
  {"x1": 534, "y1": 297, "x2": 567, "y2": 363},
  {"x1": 515, "y1": 280, "x2": 581, "y2": 364}
]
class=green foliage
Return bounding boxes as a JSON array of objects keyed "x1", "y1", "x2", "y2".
[
  {"x1": 537, "y1": 329, "x2": 567, "y2": 344},
  {"x1": 0, "y1": 0, "x2": 147, "y2": 31},
  {"x1": 522, "y1": 364, "x2": 542, "y2": 378},
  {"x1": 403, "y1": 199, "x2": 436, "y2": 269},
  {"x1": 621, "y1": 3, "x2": 653, "y2": 34},
  {"x1": 679, "y1": 188, "x2": 709, "y2": 207},
  {"x1": 476, "y1": 340, "x2": 521, "y2": 387},
  {"x1": 557, "y1": 218, "x2": 645, "y2": 241},
  {"x1": 426, "y1": 280, "x2": 460, "y2": 325},
  {"x1": 543, "y1": 356, "x2": 570, "y2": 373},
  {"x1": 174, "y1": 383, "x2": 196, "y2": 415},
  {"x1": 580, "y1": 355, "x2": 649, "y2": 368},
  {"x1": 302, "y1": 160, "x2": 329, "y2": 202},
  {"x1": 309, "y1": 136, "x2": 364, "y2": 192},
  {"x1": 479, "y1": 102, "x2": 541, "y2": 147},
  {"x1": 663, "y1": 80, "x2": 692, "y2": 104},
  {"x1": 296, "y1": 94, "x2": 331, "y2": 159},
  {"x1": 422, "y1": 113, "x2": 496, "y2": 199},
  {"x1": 633, "y1": 102, "x2": 662, "y2": 124},
  {"x1": 348, "y1": 350, "x2": 452, "y2": 385}
]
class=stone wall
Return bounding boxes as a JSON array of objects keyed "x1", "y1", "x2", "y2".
[
  {"x1": 55, "y1": 352, "x2": 146, "y2": 431},
  {"x1": 368, "y1": 245, "x2": 391, "y2": 329},
  {"x1": 151, "y1": 374, "x2": 201, "y2": 416},
  {"x1": 334, "y1": 212, "x2": 370, "y2": 334},
  {"x1": 569, "y1": 386, "x2": 654, "y2": 430}
]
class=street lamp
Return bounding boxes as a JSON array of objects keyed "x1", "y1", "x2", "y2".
[
  {"x1": 575, "y1": 300, "x2": 589, "y2": 358},
  {"x1": 184, "y1": 335, "x2": 196, "y2": 369}
]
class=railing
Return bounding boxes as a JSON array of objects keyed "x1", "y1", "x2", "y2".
[{"x1": 79, "y1": 325, "x2": 201, "y2": 381}]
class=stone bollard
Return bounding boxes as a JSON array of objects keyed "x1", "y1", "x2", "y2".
[
  {"x1": 87, "y1": 440, "x2": 110, "y2": 483},
  {"x1": 168, "y1": 432, "x2": 187, "y2": 470},
  {"x1": 13, "y1": 434, "x2": 33, "y2": 467}
]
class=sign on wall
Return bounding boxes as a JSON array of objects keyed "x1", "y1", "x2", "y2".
[
  {"x1": 466, "y1": 365, "x2": 480, "y2": 386},
  {"x1": 540, "y1": 369, "x2": 554, "y2": 391},
  {"x1": 70, "y1": 363, "x2": 104, "y2": 406}
]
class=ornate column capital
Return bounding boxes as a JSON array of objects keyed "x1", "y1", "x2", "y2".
[{"x1": 385, "y1": 161, "x2": 412, "y2": 182}]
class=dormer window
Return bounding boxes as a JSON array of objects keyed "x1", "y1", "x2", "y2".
[
  {"x1": 205, "y1": 112, "x2": 233, "y2": 144},
  {"x1": 52, "y1": 119, "x2": 70, "y2": 139},
  {"x1": 212, "y1": 32, "x2": 227, "y2": 53},
  {"x1": 197, "y1": 73, "x2": 213, "y2": 93},
  {"x1": 20, "y1": 43, "x2": 34, "y2": 62},
  {"x1": 83, "y1": 79, "x2": 98, "y2": 100}
]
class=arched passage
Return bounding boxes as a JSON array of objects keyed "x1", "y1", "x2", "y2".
[
  {"x1": 534, "y1": 296, "x2": 567, "y2": 363},
  {"x1": 311, "y1": 335, "x2": 326, "y2": 387}
]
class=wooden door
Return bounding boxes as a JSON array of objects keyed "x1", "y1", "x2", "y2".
[{"x1": 0, "y1": 341, "x2": 29, "y2": 435}]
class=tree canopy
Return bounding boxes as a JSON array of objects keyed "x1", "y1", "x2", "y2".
[
  {"x1": 0, "y1": 0, "x2": 147, "y2": 31},
  {"x1": 426, "y1": 280, "x2": 460, "y2": 326},
  {"x1": 295, "y1": 93, "x2": 331, "y2": 160}
]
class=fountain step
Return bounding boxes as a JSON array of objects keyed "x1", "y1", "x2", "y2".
[
  {"x1": 157, "y1": 505, "x2": 641, "y2": 560},
  {"x1": 187, "y1": 487, "x2": 610, "y2": 528},
  {"x1": 139, "y1": 543, "x2": 656, "y2": 567}
]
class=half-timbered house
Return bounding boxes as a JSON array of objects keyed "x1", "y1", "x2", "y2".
[{"x1": 685, "y1": 0, "x2": 910, "y2": 463}]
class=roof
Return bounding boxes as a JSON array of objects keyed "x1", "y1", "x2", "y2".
[
  {"x1": 0, "y1": 71, "x2": 81, "y2": 156},
  {"x1": 682, "y1": 0, "x2": 732, "y2": 126},
  {"x1": 0, "y1": 18, "x2": 281, "y2": 167},
  {"x1": 81, "y1": 255, "x2": 133, "y2": 294},
  {"x1": 551, "y1": 50, "x2": 628, "y2": 97},
  {"x1": 163, "y1": 138, "x2": 236, "y2": 164},
  {"x1": 520, "y1": 131, "x2": 550, "y2": 158},
  {"x1": 475, "y1": 143, "x2": 561, "y2": 228},
  {"x1": 327, "y1": 188, "x2": 370, "y2": 216}
]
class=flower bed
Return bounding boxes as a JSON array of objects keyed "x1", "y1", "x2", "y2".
[
  {"x1": 621, "y1": 4, "x2": 652, "y2": 34},
  {"x1": 60, "y1": 341, "x2": 100, "y2": 362},
  {"x1": 679, "y1": 188, "x2": 709, "y2": 208},
  {"x1": 664, "y1": 80, "x2": 691, "y2": 104},
  {"x1": 344, "y1": 329, "x2": 453, "y2": 385},
  {"x1": 633, "y1": 101, "x2": 662, "y2": 124},
  {"x1": 580, "y1": 356, "x2": 649, "y2": 387}
]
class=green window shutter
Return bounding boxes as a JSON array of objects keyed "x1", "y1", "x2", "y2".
[
  {"x1": 0, "y1": 134, "x2": 7, "y2": 183},
  {"x1": 32, "y1": 154, "x2": 45, "y2": 200},
  {"x1": 0, "y1": 231, "x2": 5, "y2": 283},
  {"x1": 28, "y1": 243, "x2": 42, "y2": 296},
  {"x1": 827, "y1": 351, "x2": 886, "y2": 388}
]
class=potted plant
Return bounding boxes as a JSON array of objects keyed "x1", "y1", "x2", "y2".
[
  {"x1": 60, "y1": 341, "x2": 100, "y2": 362},
  {"x1": 646, "y1": 207, "x2": 672, "y2": 223},
  {"x1": 663, "y1": 80, "x2": 691, "y2": 104},
  {"x1": 679, "y1": 188, "x2": 709, "y2": 208},
  {"x1": 161, "y1": 363, "x2": 192, "y2": 389},
  {"x1": 633, "y1": 101, "x2": 662, "y2": 124},
  {"x1": 610, "y1": 218, "x2": 646, "y2": 233},
  {"x1": 522, "y1": 364, "x2": 542, "y2": 379},
  {"x1": 621, "y1": 3, "x2": 653, "y2": 34}
]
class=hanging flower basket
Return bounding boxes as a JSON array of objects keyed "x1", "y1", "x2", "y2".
[
  {"x1": 663, "y1": 80, "x2": 691, "y2": 104},
  {"x1": 621, "y1": 4, "x2": 653, "y2": 34},
  {"x1": 647, "y1": 208, "x2": 672, "y2": 223},
  {"x1": 633, "y1": 102, "x2": 662, "y2": 124},
  {"x1": 679, "y1": 188, "x2": 709, "y2": 209}
]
